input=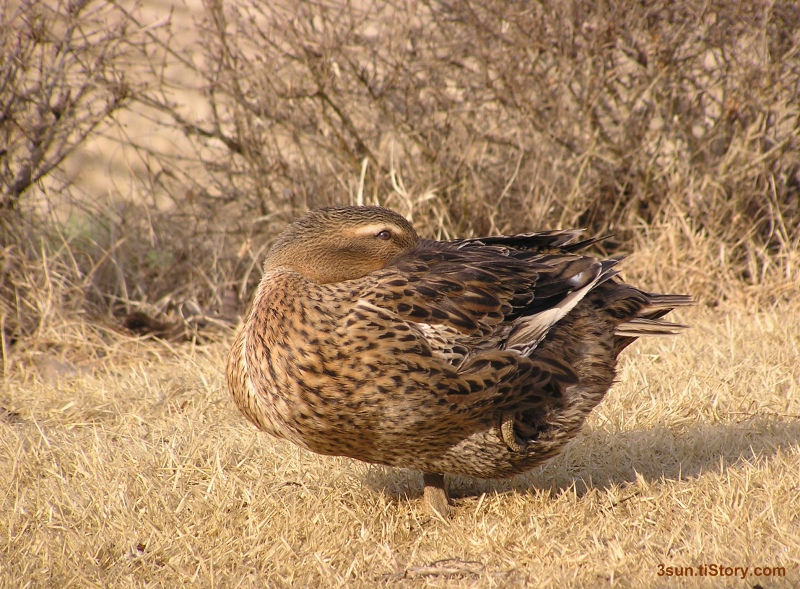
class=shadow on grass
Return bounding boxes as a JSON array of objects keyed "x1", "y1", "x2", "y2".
[{"x1": 363, "y1": 415, "x2": 800, "y2": 504}]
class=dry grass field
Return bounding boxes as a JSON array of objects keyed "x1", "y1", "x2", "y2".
[
  {"x1": 2, "y1": 0, "x2": 799, "y2": 587},
  {"x1": 2, "y1": 286, "x2": 799, "y2": 588}
]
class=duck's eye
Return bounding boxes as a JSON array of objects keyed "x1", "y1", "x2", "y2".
[{"x1": 376, "y1": 229, "x2": 392, "y2": 241}]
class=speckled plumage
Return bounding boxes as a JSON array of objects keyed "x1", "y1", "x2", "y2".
[{"x1": 227, "y1": 206, "x2": 692, "y2": 515}]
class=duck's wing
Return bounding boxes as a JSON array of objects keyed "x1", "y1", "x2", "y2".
[
  {"x1": 340, "y1": 232, "x2": 690, "y2": 444},
  {"x1": 357, "y1": 234, "x2": 618, "y2": 362},
  {"x1": 456, "y1": 229, "x2": 607, "y2": 253},
  {"x1": 335, "y1": 297, "x2": 580, "y2": 448}
]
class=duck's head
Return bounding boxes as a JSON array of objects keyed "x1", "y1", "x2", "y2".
[{"x1": 263, "y1": 206, "x2": 420, "y2": 284}]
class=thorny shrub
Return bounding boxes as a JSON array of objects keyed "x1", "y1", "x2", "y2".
[
  {"x1": 2, "y1": 0, "x2": 799, "y2": 351},
  {"x1": 144, "y1": 0, "x2": 799, "y2": 298}
]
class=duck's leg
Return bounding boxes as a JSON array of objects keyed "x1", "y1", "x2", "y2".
[{"x1": 423, "y1": 472, "x2": 450, "y2": 517}]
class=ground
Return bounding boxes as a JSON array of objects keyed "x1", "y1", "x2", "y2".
[{"x1": 2, "y1": 302, "x2": 798, "y2": 588}]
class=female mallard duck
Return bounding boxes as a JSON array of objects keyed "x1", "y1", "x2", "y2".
[{"x1": 227, "y1": 206, "x2": 691, "y2": 516}]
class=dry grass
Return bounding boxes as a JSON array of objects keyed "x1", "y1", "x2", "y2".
[
  {"x1": 2, "y1": 0, "x2": 799, "y2": 587},
  {"x1": 2, "y1": 300, "x2": 798, "y2": 588}
]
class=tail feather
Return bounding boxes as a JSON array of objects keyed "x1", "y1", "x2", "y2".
[
  {"x1": 639, "y1": 293, "x2": 695, "y2": 313},
  {"x1": 614, "y1": 291, "x2": 693, "y2": 345},
  {"x1": 615, "y1": 317, "x2": 690, "y2": 337}
]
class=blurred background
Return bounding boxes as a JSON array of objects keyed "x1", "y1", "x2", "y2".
[{"x1": 2, "y1": 0, "x2": 798, "y2": 352}]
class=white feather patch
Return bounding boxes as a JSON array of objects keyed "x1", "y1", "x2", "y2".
[{"x1": 506, "y1": 264, "x2": 604, "y2": 354}]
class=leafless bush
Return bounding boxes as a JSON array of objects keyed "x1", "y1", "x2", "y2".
[
  {"x1": 139, "y1": 0, "x2": 799, "y2": 299},
  {"x1": 0, "y1": 0, "x2": 161, "y2": 343},
  {"x1": 0, "y1": 0, "x2": 139, "y2": 210},
  {"x1": 3, "y1": 0, "x2": 800, "y2": 351}
]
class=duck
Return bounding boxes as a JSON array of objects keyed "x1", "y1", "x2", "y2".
[{"x1": 226, "y1": 205, "x2": 692, "y2": 516}]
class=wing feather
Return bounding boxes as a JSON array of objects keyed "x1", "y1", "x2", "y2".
[{"x1": 359, "y1": 235, "x2": 609, "y2": 352}]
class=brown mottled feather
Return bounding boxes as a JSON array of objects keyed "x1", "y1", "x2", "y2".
[{"x1": 226, "y1": 206, "x2": 692, "y2": 514}]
